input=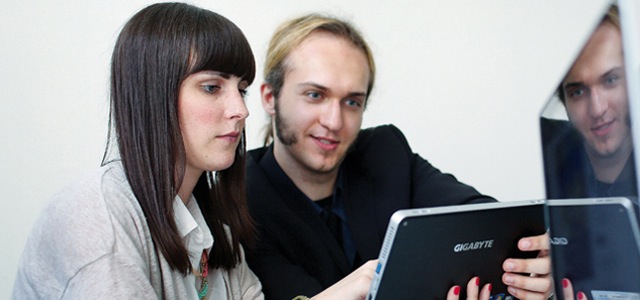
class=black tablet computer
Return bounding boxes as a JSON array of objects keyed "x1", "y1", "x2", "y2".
[
  {"x1": 367, "y1": 200, "x2": 546, "y2": 300},
  {"x1": 546, "y1": 197, "x2": 640, "y2": 300}
]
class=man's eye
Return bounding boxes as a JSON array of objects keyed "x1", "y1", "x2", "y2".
[
  {"x1": 307, "y1": 91, "x2": 321, "y2": 100},
  {"x1": 604, "y1": 75, "x2": 620, "y2": 87},
  {"x1": 565, "y1": 87, "x2": 586, "y2": 99},
  {"x1": 570, "y1": 89, "x2": 584, "y2": 98},
  {"x1": 345, "y1": 99, "x2": 362, "y2": 107},
  {"x1": 239, "y1": 89, "x2": 248, "y2": 97}
]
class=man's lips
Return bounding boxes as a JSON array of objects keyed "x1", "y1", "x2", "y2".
[
  {"x1": 312, "y1": 135, "x2": 339, "y2": 150},
  {"x1": 591, "y1": 120, "x2": 614, "y2": 136}
]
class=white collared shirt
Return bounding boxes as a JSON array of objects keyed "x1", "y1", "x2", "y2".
[{"x1": 174, "y1": 195, "x2": 226, "y2": 300}]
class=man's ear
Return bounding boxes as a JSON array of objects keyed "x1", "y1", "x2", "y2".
[{"x1": 261, "y1": 83, "x2": 276, "y2": 117}]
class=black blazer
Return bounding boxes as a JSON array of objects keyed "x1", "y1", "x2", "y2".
[{"x1": 245, "y1": 124, "x2": 493, "y2": 300}]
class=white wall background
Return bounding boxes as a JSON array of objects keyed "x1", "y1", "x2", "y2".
[{"x1": 0, "y1": 0, "x2": 612, "y2": 297}]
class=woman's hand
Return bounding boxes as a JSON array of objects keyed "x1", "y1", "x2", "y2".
[
  {"x1": 447, "y1": 276, "x2": 492, "y2": 300},
  {"x1": 502, "y1": 233, "x2": 554, "y2": 300},
  {"x1": 561, "y1": 278, "x2": 587, "y2": 300},
  {"x1": 310, "y1": 262, "x2": 495, "y2": 300}
]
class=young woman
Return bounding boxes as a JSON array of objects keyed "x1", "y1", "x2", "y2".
[{"x1": 12, "y1": 3, "x2": 261, "y2": 299}]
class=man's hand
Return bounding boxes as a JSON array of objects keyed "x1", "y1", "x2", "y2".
[{"x1": 502, "y1": 233, "x2": 554, "y2": 300}]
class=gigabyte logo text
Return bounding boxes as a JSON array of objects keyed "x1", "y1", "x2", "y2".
[{"x1": 453, "y1": 240, "x2": 494, "y2": 252}]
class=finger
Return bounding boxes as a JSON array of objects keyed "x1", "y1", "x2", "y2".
[
  {"x1": 536, "y1": 249, "x2": 550, "y2": 258},
  {"x1": 479, "y1": 283, "x2": 492, "y2": 300},
  {"x1": 502, "y1": 272, "x2": 553, "y2": 294},
  {"x1": 506, "y1": 286, "x2": 547, "y2": 300},
  {"x1": 346, "y1": 259, "x2": 377, "y2": 283},
  {"x1": 446, "y1": 285, "x2": 461, "y2": 300},
  {"x1": 358, "y1": 260, "x2": 378, "y2": 273},
  {"x1": 562, "y1": 278, "x2": 575, "y2": 300},
  {"x1": 518, "y1": 233, "x2": 550, "y2": 252},
  {"x1": 503, "y1": 256, "x2": 551, "y2": 276},
  {"x1": 577, "y1": 291, "x2": 588, "y2": 300},
  {"x1": 466, "y1": 277, "x2": 480, "y2": 300},
  {"x1": 312, "y1": 260, "x2": 378, "y2": 300},
  {"x1": 349, "y1": 260, "x2": 377, "y2": 293},
  {"x1": 506, "y1": 281, "x2": 551, "y2": 300}
]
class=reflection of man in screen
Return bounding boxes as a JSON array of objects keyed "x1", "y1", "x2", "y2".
[{"x1": 546, "y1": 6, "x2": 637, "y2": 199}]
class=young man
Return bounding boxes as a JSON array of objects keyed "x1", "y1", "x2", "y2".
[
  {"x1": 545, "y1": 5, "x2": 636, "y2": 199},
  {"x1": 245, "y1": 13, "x2": 551, "y2": 300}
]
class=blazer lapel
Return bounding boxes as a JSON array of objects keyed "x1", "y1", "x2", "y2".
[
  {"x1": 250, "y1": 149, "x2": 351, "y2": 274},
  {"x1": 281, "y1": 194, "x2": 351, "y2": 273},
  {"x1": 342, "y1": 164, "x2": 385, "y2": 261}
]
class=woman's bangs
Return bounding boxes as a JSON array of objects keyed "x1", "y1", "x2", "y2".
[{"x1": 189, "y1": 16, "x2": 256, "y2": 84}]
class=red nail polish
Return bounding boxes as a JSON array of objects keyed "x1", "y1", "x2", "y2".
[
  {"x1": 454, "y1": 286, "x2": 461, "y2": 296},
  {"x1": 562, "y1": 279, "x2": 569, "y2": 288},
  {"x1": 475, "y1": 277, "x2": 480, "y2": 286},
  {"x1": 578, "y1": 292, "x2": 585, "y2": 300},
  {"x1": 488, "y1": 284, "x2": 492, "y2": 292}
]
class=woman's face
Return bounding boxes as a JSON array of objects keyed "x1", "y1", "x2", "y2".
[{"x1": 178, "y1": 70, "x2": 249, "y2": 176}]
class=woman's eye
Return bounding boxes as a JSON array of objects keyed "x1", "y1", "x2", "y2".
[{"x1": 202, "y1": 84, "x2": 220, "y2": 93}]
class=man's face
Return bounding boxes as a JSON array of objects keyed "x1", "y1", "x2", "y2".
[
  {"x1": 562, "y1": 21, "x2": 631, "y2": 159},
  {"x1": 268, "y1": 31, "x2": 370, "y2": 176}
]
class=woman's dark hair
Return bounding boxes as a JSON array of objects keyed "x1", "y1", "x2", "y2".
[{"x1": 103, "y1": 2, "x2": 256, "y2": 273}]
